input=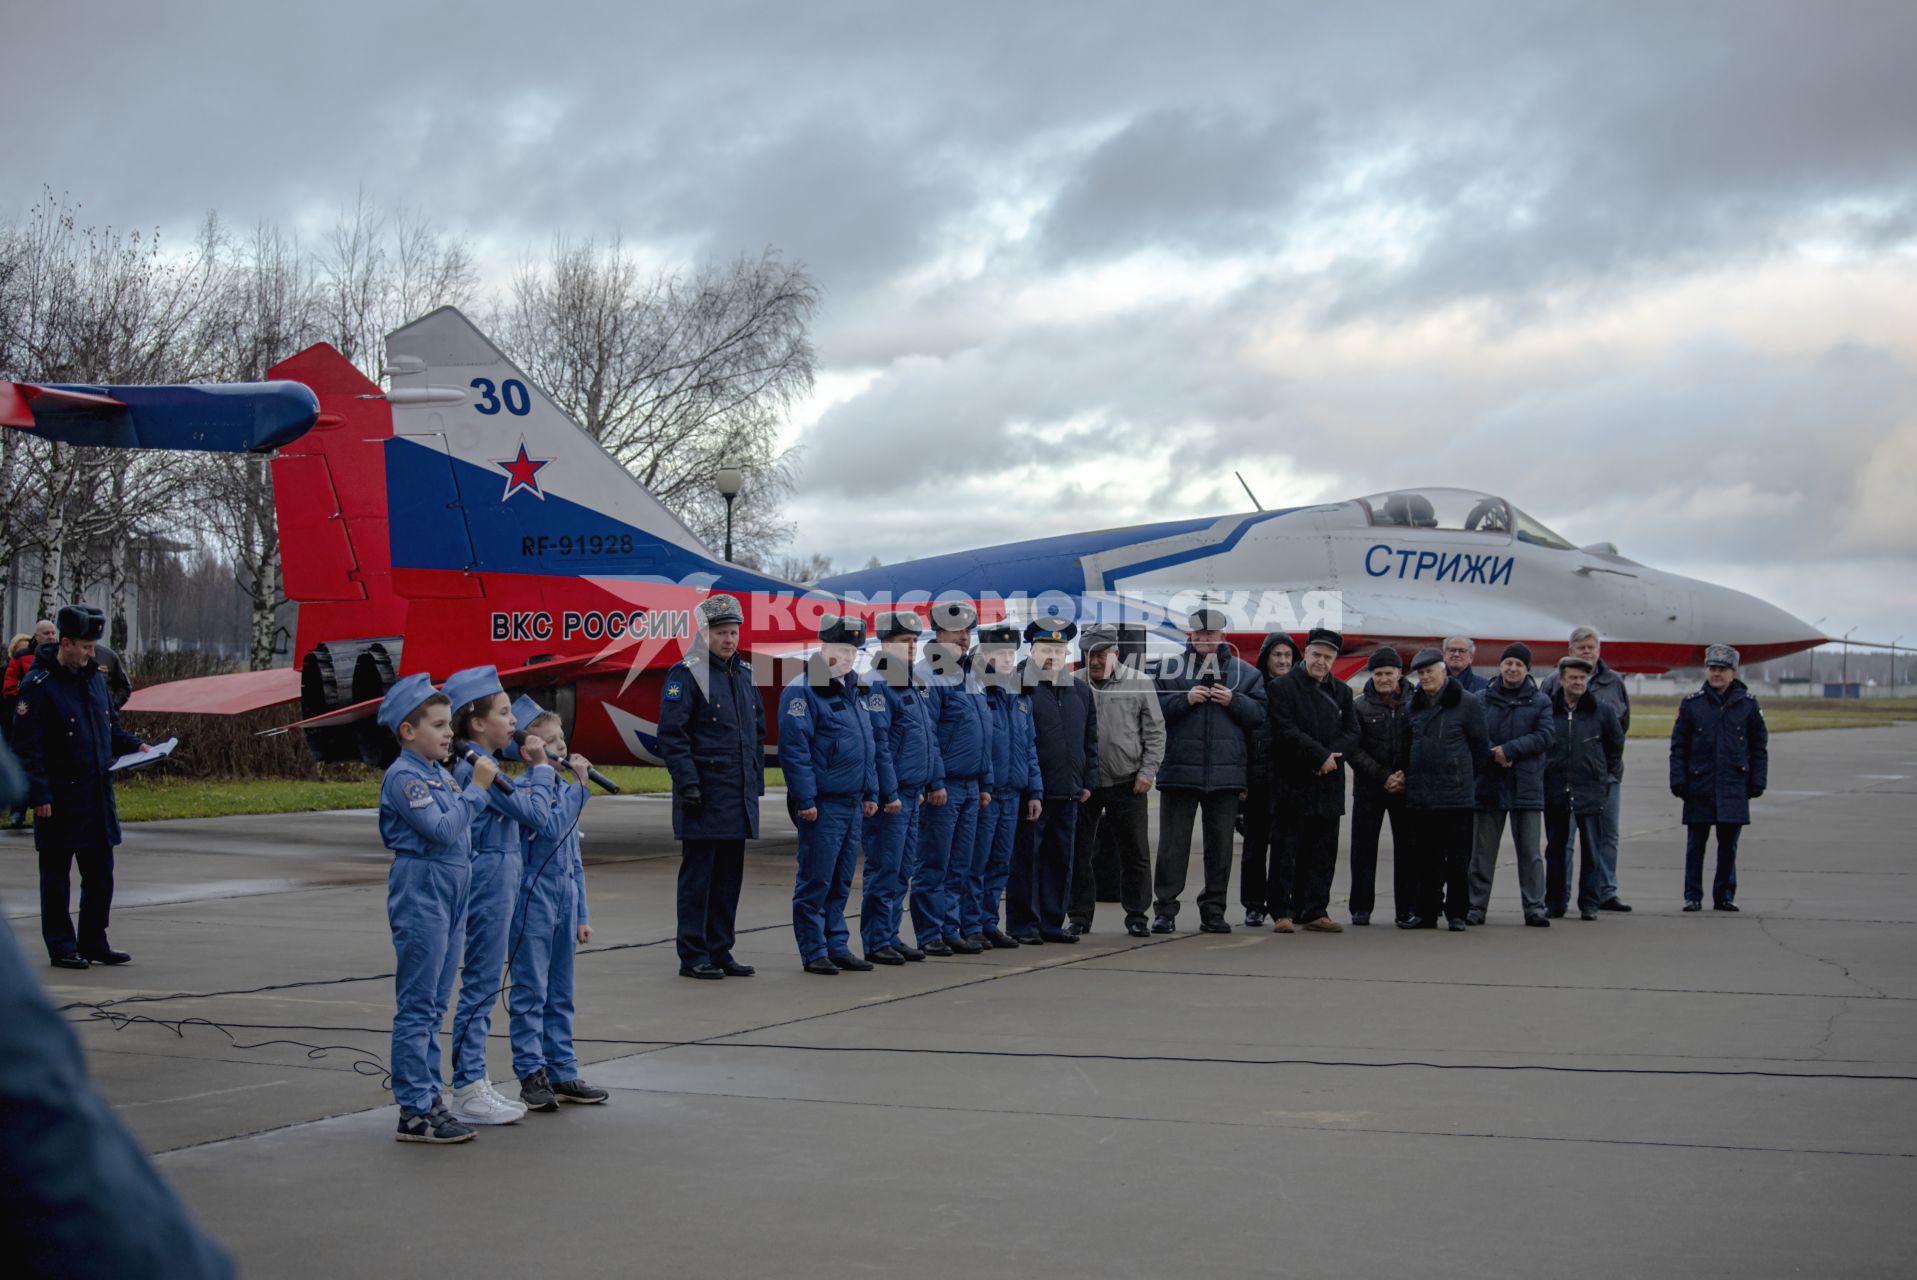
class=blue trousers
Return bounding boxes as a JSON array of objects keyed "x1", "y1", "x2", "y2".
[
  {"x1": 913, "y1": 778, "x2": 979, "y2": 945},
  {"x1": 1594, "y1": 777, "x2": 1624, "y2": 902},
  {"x1": 861, "y1": 783, "x2": 922, "y2": 953},
  {"x1": 971, "y1": 788, "x2": 1022, "y2": 936},
  {"x1": 452, "y1": 846, "x2": 522, "y2": 1087},
  {"x1": 1684, "y1": 823, "x2": 1743, "y2": 905},
  {"x1": 677, "y1": 840, "x2": 744, "y2": 967},
  {"x1": 388, "y1": 855, "x2": 470, "y2": 1113},
  {"x1": 507, "y1": 875, "x2": 578, "y2": 1081},
  {"x1": 794, "y1": 795, "x2": 862, "y2": 963},
  {"x1": 1007, "y1": 798, "x2": 1079, "y2": 937}
]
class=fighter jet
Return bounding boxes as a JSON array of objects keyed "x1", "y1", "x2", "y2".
[{"x1": 10, "y1": 307, "x2": 1820, "y2": 765}]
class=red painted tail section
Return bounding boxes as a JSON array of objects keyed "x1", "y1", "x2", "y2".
[{"x1": 267, "y1": 344, "x2": 408, "y2": 666}]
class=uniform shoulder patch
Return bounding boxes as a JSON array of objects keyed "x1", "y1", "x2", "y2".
[
  {"x1": 14, "y1": 699, "x2": 27, "y2": 717},
  {"x1": 663, "y1": 679, "x2": 684, "y2": 701},
  {"x1": 786, "y1": 697, "x2": 807, "y2": 718},
  {"x1": 865, "y1": 693, "x2": 886, "y2": 712},
  {"x1": 404, "y1": 779, "x2": 433, "y2": 809}
]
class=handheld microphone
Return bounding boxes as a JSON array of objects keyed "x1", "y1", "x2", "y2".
[
  {"x1": 453, "y1": 739, "x2": 516, "y2": 794},
  {"x1": 512, "y1": 730, "x2": 622, "y2": 794}
]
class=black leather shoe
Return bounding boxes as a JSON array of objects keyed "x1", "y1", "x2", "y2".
[
  {"x1": 895, "y1": 944, "x2": 927, "y2": 962},
  {"x1": 1579, "y1": 908, "x2": 1598, "y2": 921},
  {"x1": 79, "y1": 947, "x2": 131, "y2": 965},
  {"x1": 678, "y1": 963, "x2": 724, "y2": 980},
  {"x1": 1683, "y1": 900, "x2": 1703, "y2": 912},
  {"x1": 1350, "y1": 913, "x2": 1370, "y2": 926},
  {"x1": 50, "y1": 953, "x2": 89, "y2": 970},
  {"x1": 1198, "y1": 917, "x2": 1231, "y2": 934},
  {"x1": 1038, "y1": 929, "x2": 1079, "y2": 944},
  {"x1": 1125, "y1": 921, "x2": 1150, "y2": 938},
  {"x1": 719, "y1": 960, "x2": 756, "y2": 977},
  {"x1": 1397, "y1": 916, "x2": 1425, "y2": 930},
  {"x1": 1066, "y1": 920, "x2": 1086, "y2": 937},
  {"x1": 1150, "y1": 916, "x2": 1175, "y2": 934},
  {"x1": 1524, "y1": 916, "x2": 1550, "y2": 928},
  {"x1": 804, "y1": 957, "x2": 841, "y2": 975},
  {"x1": 1714, "y1": 901, "x2": 1740, "y2": 912},
  {"x1": 984, "y1": 929, "x2": 1021, "y2": 949},
  {"x1": 1244, "y1": 909, "x2": 1267, "y2": 928},
  {"x1": 869, "y1": 947, "x2": 906, "y2": 966},
  {"x1": 1464, "y1": 911, "x2": 1486, "y2": 927},
  {"x1": 1011, "y1": 932, "x2": 1044, "y2": 945},
  {"x1": 1598, "y1": 898, "x2": 1633, "y2": 913},
  {"x1": 830, "y1": 952, "x2": 875, "y2": 972},
  {"x1": 960, "y1": 933, "x2": 992, "y2": 951},
  {"x1": 920, "y1": 939, "x2": 954, "y2": 957},
  {"x1": 1447, "y1": 917, "x2": 1467, "y2": 932},
  {"x1": 1546, "y1": 906, "x2": 1566, "y2": 919},
  {"x1": 948, "y1": 936, "x2": 984, "y2": 955}
]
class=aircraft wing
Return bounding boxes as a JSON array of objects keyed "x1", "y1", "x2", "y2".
[
  {"x1": 121, "y1": 668, "x2": 303, "y2": 716},
  {"x1": 0, "y1": 379, "x2": 327, "y2": 451},
  {"x1": 260, "y1": 652, "x2": 609, "y2": 735}
]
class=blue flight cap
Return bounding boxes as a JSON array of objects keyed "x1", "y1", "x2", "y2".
[
  {"x1": 377, "y1": 672, "x2": 441, "y2": 736},
  {"x1": 1023, "y1": 617, "x2": 1077, "y2": 645},
  {"x1": 500, "y1": 693, "x2": 548, "y2": 761},
  {"x1": 441, "y1": 665, "x2": 504, "y2": 714}
]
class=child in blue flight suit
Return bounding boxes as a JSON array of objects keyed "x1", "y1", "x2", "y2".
[
  {"x1": 780, "y1": 615, "x2": 885, "y2": 975},
  {"x1": 973, "y1": 623, "x2": 1042, "y2": 948},
  {"x1": 376, "y1": 672, "x2": 493, "y2": 1144},
  {"x1": 442, "y1": 666, "x2": 565, "y2": 1127},
  {"x1": 859, "y1": 611, "x2": 944, "y2": 965},
  {"x1": 506, "y1": 698, "x2": 610, "y2": 1110}
]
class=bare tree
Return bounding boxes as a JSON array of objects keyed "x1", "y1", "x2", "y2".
[
  {"x1": 777, "y1": 551, "x2": 837, "y2": 585},
  {"x1": 499, "y1": 241, "x2": 818, "y2": 567}
]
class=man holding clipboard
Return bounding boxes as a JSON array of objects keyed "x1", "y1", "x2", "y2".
[{"x1": 12, "y1": 604, "x2": 152, "y2": 970}]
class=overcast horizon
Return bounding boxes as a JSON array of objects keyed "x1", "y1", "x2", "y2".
[{"x1": 8, "y1": 1, "x2": 1915, "y2": 645}]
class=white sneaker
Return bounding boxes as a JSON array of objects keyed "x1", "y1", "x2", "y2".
[
  {"x1": 480, "y1": 1079, "x2": 528, "y2": 1118},
  {"x1": 448, "y1": 1081, "x2": 523, "y2": 1125}
]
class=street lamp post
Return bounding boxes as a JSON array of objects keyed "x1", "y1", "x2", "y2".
[{"x1": 715, "y1": 467, "x2": 743, "y2": 564}]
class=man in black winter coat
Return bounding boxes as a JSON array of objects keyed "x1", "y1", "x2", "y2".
[
  {"x1": 1346, "y1": 648, "x2": 1411, "y2": 925},
  {"x1": 1543, "y1": 655, "x2": 1625, "y2": 921},
  {"x1": 1013, "y1": 618, "x2": 1098, "y2": 941},
  {"x1": 1265, "y1": 628, "x2": 1359, "y2": 932},
  {"x1": 1403, "y1": 647, "x2": 1489, "y2": 931},
  {"x1": 1241, "y1": 633, "x2": 1299, "y2": 927},
  {"x1": 1469, "y1": 643, "x2": 1554, "y2": 926},
  {"x1": 1669, "y1": 644, "x2": 1768, "y2": 912},
  {"x1": 1150, "y1": 609, "x2": 1266, "y2": 934}
]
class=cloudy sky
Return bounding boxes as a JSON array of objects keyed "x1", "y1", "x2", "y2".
[{"x1": 10, "y1": 1, "x2": 1916, "y2": 644}]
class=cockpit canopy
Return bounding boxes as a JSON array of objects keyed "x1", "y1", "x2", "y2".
[{"x1": 1357, "y1": 487, "x2": 1576, "y2": 550}]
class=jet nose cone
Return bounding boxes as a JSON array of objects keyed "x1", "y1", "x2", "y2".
[{"x1": 1689, "y1": 578, "x2": 1822, "y2": 664}]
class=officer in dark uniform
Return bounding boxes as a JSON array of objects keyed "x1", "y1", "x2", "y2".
[
  {"x1": 13, "y1": 604, "x2": 149, "y2": 970},
  {"x1": 1008, "y1": 617, "x2": 1098, "y2": 943},
  {"x1": 657, "y1": 595, "x2": 766, "y2": 979}
]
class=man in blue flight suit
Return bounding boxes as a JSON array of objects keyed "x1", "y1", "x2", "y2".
[
  {"x1": 13, "y1": 604, "x2": 149, "y2": 970},
  {"x1": 1670, "y1": 644, "x2": 1770, "y2": 912},
  {"x1": 658, "y1": 594, "x2": 767, "y2": 980},
  {"x1": 780, "y1": 615, "x2": 884, "y2": 975},
  {"x1": 1008, "y1": 618, "x2": 1098, "y2": 943},
  {"x1": 914, "y1": 601, "x2": 995, "y2": 956},
  {"x1": 860, "y1": 611, "x2": 943, "y2": 964},
  {"x1": 973, "y1": 622, "x2": 1042, "y2": 948}
]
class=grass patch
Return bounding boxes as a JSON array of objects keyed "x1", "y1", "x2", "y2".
[
  {"x1": 108, "y1": 766, "x2": 786, "y2": 822},
  {"x1": 1627, "y1": 696, "x2": 1917, "y2": 739}
]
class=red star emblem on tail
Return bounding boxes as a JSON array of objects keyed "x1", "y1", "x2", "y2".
[{"x1": 494, "y1": 439, "x2": 550, "y2": 501}]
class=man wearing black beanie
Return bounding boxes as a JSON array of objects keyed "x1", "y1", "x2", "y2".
[
  {"x1": 1470, "y1": 642, "x2": 1554, "y2": 926},
  {"x1": 1346, "y1": 648, "x2": 1412, "y2": 925}
]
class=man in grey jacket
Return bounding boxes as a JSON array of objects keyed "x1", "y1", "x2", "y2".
[
  {"x1": 1068, "y1": 626, "x2": 1166, "y2": 938},
  {"x1": 1540, "y1": 626, "x2": 1633, "y2": 912}
]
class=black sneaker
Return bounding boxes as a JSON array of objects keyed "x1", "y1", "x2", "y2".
[
  {"x1": 1066, "y1": 920, "x2": 1086, "y2": 937},
  {"x1": 397, "y1": 1105, "x2": 475, "y2": 1144},
  {"x1": 1579, "y1": 908, "x2": 1598, "y2": 921},
  {"x1": 1150, "y1": 916, "x2": 1175, "y2": 934},
  {"x1": 1350, "y1": 913, "x2": 1370, "y2": 926},
  {"x1": 1244, "y1": 909, "x2": 1267, "y2": 928},
  {"x1": 1447, "y1": 917, "x2": 1467, "y2": 932},
  {"x1": 519, "y1": 1070, "x2": 559, "y2": 1112},
  {"x1": 552, "y1": 1077, "x2": 610, "y2": 1105}
]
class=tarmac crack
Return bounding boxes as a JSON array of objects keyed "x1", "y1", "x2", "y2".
[{"x1": 1754, "y1": 915, "x2": 1891, "y2": 999}]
